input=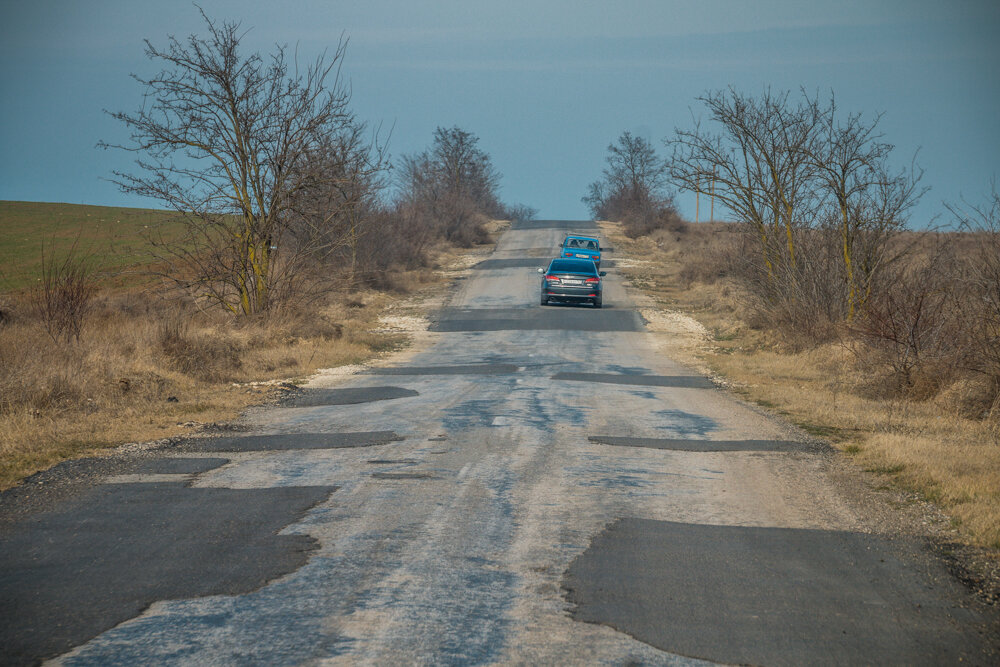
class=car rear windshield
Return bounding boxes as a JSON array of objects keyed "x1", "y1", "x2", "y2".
[
  {"x1": 565, "y1": 237, "x2": 599, "y2": 251},
  {"x1": 549, "y1": 259, "x2": 597, "y2": 274}
]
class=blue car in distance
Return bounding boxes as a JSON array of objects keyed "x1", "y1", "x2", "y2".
[
  {"x1": 539, "y1": 258, "x2": 607, "y2": 308},
  {"x1": 559, "y1": 234, "x2": 602, "y2": 268}
]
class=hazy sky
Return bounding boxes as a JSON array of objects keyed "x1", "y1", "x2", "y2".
[{"x1": 1, "y1": 0, "x2": 998, "y2": 223}]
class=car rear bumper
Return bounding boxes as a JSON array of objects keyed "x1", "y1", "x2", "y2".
[
  {"x1": 563, "y1": 253, "x2": 600, "y2": 264},
  {"x1": 543, "y1": 287, "x2": 601, "y2": 301}
]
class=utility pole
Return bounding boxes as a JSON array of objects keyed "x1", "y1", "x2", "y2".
[
  {"x1": 695, "y1": 176, "x2": 700, "y2": 223},
  {"x1": 710, "y1": 167, "x2": 715, "y2": 221}
]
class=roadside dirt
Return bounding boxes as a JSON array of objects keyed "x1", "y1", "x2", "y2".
[{"x1": 605, "y1": 219, "x2": 1000, "y2": 608}]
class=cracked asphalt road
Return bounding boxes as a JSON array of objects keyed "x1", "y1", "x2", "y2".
[{"x1": 2, "y1": 220, "x2": 997, "y2": 665}]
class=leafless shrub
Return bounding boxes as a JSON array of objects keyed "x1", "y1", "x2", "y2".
[
  {"x1": 621, "y1": 197, "x2": 684, "y2": 238},
  {"x1": 673, "y1": 222, "x2": 740, "y2": 287},
  {"x1": 503, "y1": 204, "x2": 538, "y2": 223},
  {"x1": 348, "y1": 204, "x2": 435, "y2": 288},
  {"x1": 584, "y1": 131, "x2": 678, "y2": 237},
  {"x1": 666, "y1": 89, "x2": 823, "y2": 285},
  {"x1": 666, "y1": 88, "x2": 923, "y2": 339},
  {"x1": 442, "y1": 197, "x2": 490, "y2": 248},
  {"x1": 722, "y1": 231, "x2": 840, "y2": 345},
  {"x1": 397, "y1": 126, "x2": 503, "y2": 249},
  {"x1": 34, "y1": 238, "x2": 98, "y2": 343},
  {"x1": 948, "y1": 182, "x2": 1000, "y2": 418},
  {"x1": 158, "y1": 320, "x2": 244, "y2": 382},
  {"x1": 849, "y1": 241, "x2": 961, "y2": 399}
]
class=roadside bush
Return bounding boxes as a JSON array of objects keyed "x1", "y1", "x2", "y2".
[
  {"x1": 719, "y1": 229, "x2": 841, "y2": 346},
  {"x1": 158, "y1": 320, "x2": 244, "y2": 382},
  {"x1": 34, "y1": 240, "x2": 97, "y2": 343},
  {"x1": 672, "y1": 222, "x2": 739, "y2": 287},
  {"x1": 443, "y1": 200, "x2": 490, "y2": 248},
  {"x1": 396, "y1": 126, "x2": 503, "y2": 253},
  {"x1": 503, "y1": 203, "x2": 538, "y2": 224},
  {"x1": 849, "y1": 242, "x2": 962, "y2": 399},
  {"x1": 621, "y1": 197, "x2": 684, "y2": 238},
  {"x1": 950, "y1": 186, "x2": 1000, "y2": 419},
  {"x1": 350, "y1": 205, "x2": 434, "y2": 287},
  {"x1": 0, "y1": 323, "x2": 88, "y2": 413},
  {"x1": 584, "y1": 131, "x2": 678, "y2": 239}
]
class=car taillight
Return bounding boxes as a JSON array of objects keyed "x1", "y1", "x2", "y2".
[
  {"x1": 585, "y1": 277, "x2": 600, "y2": 283},
  {"x1": 563, "y1": 252, "x2": 571, "y2": 257},
  {"x1": 545, "y1": 275, "x2": 560, "y2": 283}
]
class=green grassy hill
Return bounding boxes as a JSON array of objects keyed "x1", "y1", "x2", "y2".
[{"x1": 0, "y1": 201, "x2": 183, "y2": 291}]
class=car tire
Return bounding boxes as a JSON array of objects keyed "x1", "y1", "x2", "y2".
[
  {"x1": 540, "y1": 293, "x2": 549, "y2": 306},
  {"x1": 594, "y1": 297, "x2": 602, "y2": 309}
]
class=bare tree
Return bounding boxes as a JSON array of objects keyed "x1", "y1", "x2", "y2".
[
  {"x1": 286, "y1": 121, "x2": 390, "y2": 286},
  {"x1": 583, "y1": 131, "x2": 677, "y2": 237},
  {"x1": 432, "y1": 126, "x2": 502, "y2": 215},
  {"x1": 806, "y1": 97, "x2": 925, "y2": 319},
  {"x1": 101, "y1": 10, "x2": 356, "y2": 314},
  {"x1": 949, "y1": 182, "x2": 1000, "y2": 416},
  {"x1": 583, "y1": 131, "x2": 669, "y2": 218},
  {"x1": 665, "y1": 89, "x2": 822, "y2": 282},
  {"x1": 397, "y1": 126, "x2": 502, "y2": 247}
]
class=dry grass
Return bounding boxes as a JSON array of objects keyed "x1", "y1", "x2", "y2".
[
  {"x1": 0, "y1": 226, "x2": 501, "y2": 490},
  {"x1": 0, "y1": 291, "x2": 393, "y2": 487},
  {"x1": 601, "y1": 220, "x2": 1000, "y2": 550}
]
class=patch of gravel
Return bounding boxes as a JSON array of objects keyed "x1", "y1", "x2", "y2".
[
  {"x1": 300, "y1": 364, "x2": 367, "y2": 388},
  {"x1": 614, "y1": 257, "x2": 655, "y2": 269},
  {"x1": 371, "y1": 313, "x2": 430, "y2": 334},
  {"x1": 439, "y1": 252, "x2": 487, "y2": 274},
  {"x1": 640, "y1": 307, "x2": 710, "y2": 338},
  {"x1": 638, "y1": 306, "x2": 740, "y2": 389}
]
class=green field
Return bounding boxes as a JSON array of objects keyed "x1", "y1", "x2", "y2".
[{"x1": 0, "y1": 201, "x2": 185, "y2": 291}]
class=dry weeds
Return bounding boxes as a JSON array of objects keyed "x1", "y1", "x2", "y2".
[
  {"x1": 602, "y1": 220, "x2": 1000, "y2": 550},
  {"x1": 0, "y1": 228, "x2": 504, "y2": 490}
]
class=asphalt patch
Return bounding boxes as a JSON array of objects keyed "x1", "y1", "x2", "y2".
[
  {"x1": 131, "y1": 457, "x2": 230, "y2": 474},
  {"x1": 510, "y1": 219, "x2": 598, "y2": 231},
  {"x1": 474, "y1": 258, "x2": 553, "y2": 270},
  {"x1": 431, "y1": 308, "x2": 643, "y2": 333},
  {"x1": 184, "y1": 431, "x2": 403, "y2": 452},
  {"x1": 0, "y1": 482, "x2": 335, "y2": 666},
  {"x1": 366, "y1": 364, "x2": 519, "y2": 375},
  {"x1": 283, "y1": 386, "x2": 418, "y2": 407},
  {"x1": 366, "y1": 458, "x2": 420, "y2": 465},
  {"x1": 552, "y1": 372, "x2": 714, "y2": 389},
  {"x1": 563, "y1": 518, "x2": 996, "y2": 666},
  {"x1": 587, "y1": 436, "x2": 804, "y2": 452},
  {"x1": 474, "y1": 258, "x2": 616, "y2": 270},
  {"x1": 494, "y1": 246, "x2": 553, "y2": 255},
  {"x1": 370, "y1": 471, "x2": 438, "y2": 480}
]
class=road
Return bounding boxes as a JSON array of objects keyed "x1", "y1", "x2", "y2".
[{"x1": 2, "y1": 220, "x2": 997, "y2": 665}]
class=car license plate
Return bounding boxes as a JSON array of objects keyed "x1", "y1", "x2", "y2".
[
  {"x1": 574, "y1": 253, "x2": 588, "y2": 258},
  {"x1": 563, "y1": 279, "x2": 582, "y2": 285}
]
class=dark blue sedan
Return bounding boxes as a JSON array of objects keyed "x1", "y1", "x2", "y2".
[{"x1": 539, "y1": 258, "x2": 606, "y2": 308}]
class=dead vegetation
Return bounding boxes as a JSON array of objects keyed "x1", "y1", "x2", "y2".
[
  {"x1": 603, "y1": 217, "x2": 1000, "y2": 551},
  {"x1": 0, "y1": 235, "x2": 494, "y2": 489},
  {"x1": 2, "y1": 10, "x2": 533, "y2": 488}
]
